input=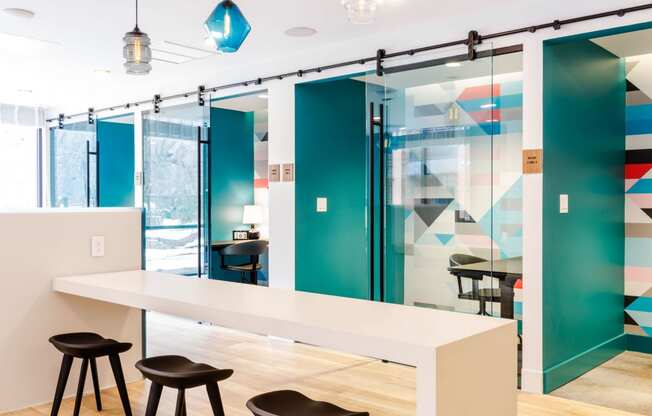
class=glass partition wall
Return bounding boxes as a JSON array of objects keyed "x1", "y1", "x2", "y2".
[
  {"x1": 143, "y1": 101, "x2": 210, "y2": 277},
  {"x1": 366, "y1": 45, "x2": 523, "y2": 319},
  {"x1": 50, "y1": 121, "x2": 98, "y2": 207}
]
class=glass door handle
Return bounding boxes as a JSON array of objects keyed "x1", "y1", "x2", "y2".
[
  {"x1": 378, "y1": 103, "x2": 385, "y2": 303},
  {"x1": 369, "y1": 102, "x2": 386, "y2": 302},
  {"x1": 369, "y1": 102, "x2": 376, "y2": 301},
  {"x1": 85, "y1": 140, "x2": 90, "y2": 208}
]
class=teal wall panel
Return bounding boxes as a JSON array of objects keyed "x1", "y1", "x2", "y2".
[
  {"x1": 97, "y1": 121, "x2": 135, "y2": 207},
  {"x1": 209, "y1": 107, "x2": 255, "y2": 281},
  {"x1": 542, "y1": 39, "x2": 626, "y2": 392},
  {"x1": 295, "y1": 79, "x2": 370, "y2": 299},
  {"x1": 627, "y1": 333, "x2": 652, "y2": 354}
]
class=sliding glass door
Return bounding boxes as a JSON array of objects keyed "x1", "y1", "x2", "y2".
[
  {"x1": 366, "y1": 46, "x2": 523, "y2": 318},
  {"x1": 143, "y1": 101, "x2": 210, "y2": 277},
  {"x1": 50, "y1": 122, "x2": 98, "y2": 207}
]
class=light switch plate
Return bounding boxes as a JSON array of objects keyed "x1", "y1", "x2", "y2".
[
  {"x1": 269, "y1": 164, "x2": 281, "y2": 182},
  {"x1": 317, "y1": 197, "x2": 328, "y2": 213},
  {"x1": 282, "y1": 163, "x2": 295, "y2": 182},
  {"x1": 560, "y1": 194, "x2": 569, "y2": 214},
  {"x1": 91, "y1": 236, "x2": 105, "y2": 257}
]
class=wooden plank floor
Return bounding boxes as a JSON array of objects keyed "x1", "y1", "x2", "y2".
[{"x1": 3, "y1": 313, "x2": 642, "y2": 416}]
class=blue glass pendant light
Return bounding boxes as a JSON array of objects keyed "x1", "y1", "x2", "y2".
[{"x1": 204, "y1": 0, "x2": 251, "y2": 53}]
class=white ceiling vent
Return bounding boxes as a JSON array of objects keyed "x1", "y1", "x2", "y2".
[{"x1": 152, "y1": 40, "x2": 218, "y2": 64}]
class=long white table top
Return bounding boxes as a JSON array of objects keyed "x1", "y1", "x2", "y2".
[
  {"x1": 53, "y1": 270, "x2": 518, "y2": 416},
  {"x1": 53, "y1": 270, "x2": 513, "y2": 366}
]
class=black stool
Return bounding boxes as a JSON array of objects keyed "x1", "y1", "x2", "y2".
[
  {"x1": 246, "y1": 390, "x2": 369, "y2": 416},
  {"x1": 49, "y1": 332, "x2": 133, "y2": 416},
  {"x1": 136, "y1": 355, "x2": 233, "y2": 416}
]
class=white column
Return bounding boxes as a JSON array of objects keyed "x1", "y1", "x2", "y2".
[
  {"x1": 133, "y1": 109, "x2": 144, "y2": 208},
  {"x1": 267, "y1": 80, "x2": 295, "y2": 289},
  {"x1": 521, "y1": 36, "x2": 544, "y2": 393}
]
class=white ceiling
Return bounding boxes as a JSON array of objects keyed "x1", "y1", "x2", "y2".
[{"x1": 0, "y1": 0, "x2": 649, "y2": 113}]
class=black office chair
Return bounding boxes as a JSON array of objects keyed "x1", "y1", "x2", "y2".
[
  {"x1": 217, "y1": 240, "x2": 268, "y2": 285},
  {"x1": 449, "y1": 254, "x2": 501, "y2": 316}
]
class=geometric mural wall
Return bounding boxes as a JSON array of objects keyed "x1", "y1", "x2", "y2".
[
  {"x1": 624, "y1": 57, "x2": 652, "y2": 337},
  {"x1": 395, "y1": 67, "x2": 523, "y2": 316}
]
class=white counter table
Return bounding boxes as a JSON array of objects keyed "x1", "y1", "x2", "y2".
[{"x1": 54, "y1": 270, "x2": 517, "y2": 416}]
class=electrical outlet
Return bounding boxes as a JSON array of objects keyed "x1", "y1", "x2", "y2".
[{"x1": 91, "y1": 236, "x2": 105, "y2": 257}]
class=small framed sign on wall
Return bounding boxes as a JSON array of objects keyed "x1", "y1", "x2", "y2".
[{"x1": 523, "y1": 149, "x2": 543, "y2": 174}]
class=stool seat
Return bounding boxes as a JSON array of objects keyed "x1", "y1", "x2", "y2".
[
  {"x1": 246, "y1": 390, "x2": 369, "y2": 416},
  {"x1": 48, "y1": 332, "x2": 133, "y2": 416},
  {"x1": 136, "y1": 355, "x2": 234, "y2": 389},
  {"x1": 49, "y1": 332, "x2": 132, "y2": 358}
]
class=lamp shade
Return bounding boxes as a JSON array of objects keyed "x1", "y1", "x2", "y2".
[
  {"x1": 204, "y1": 0, "x2": 251, "y2": 53},
  {"x1": 123, "y1": 27, "x2": 152, "y2": 75},
  {"x1": 242, "y1": 205, "x2": 263, "y2": 225}
]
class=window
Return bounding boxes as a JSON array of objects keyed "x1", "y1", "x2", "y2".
[{"x1": 0, "y1": 124, "x2": 39, "y2": 209}]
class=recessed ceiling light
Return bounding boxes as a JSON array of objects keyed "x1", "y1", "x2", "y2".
[
  {"x1": 93, "y1": 69, "x2": 112, "y2": 77},
  {"x1": 2, "y1": 8, "x2": 35, "y2": 19},
  {"x1": 445, "y1": 62, "x2": 462, "y2": 68},
  {"x1": 284, "y1": 27, "x2": 317, "y2": 38}
]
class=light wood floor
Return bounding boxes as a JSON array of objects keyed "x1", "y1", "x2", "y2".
[
  {"x1": 3, "y1": 313, "x2": 642, "y2": 416},
  {"x1": 552, "y1": 351, "x2": 652, "y2": 415}
]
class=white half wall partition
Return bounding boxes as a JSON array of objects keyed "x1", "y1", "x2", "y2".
[{"x1": 0, "y1": 208, "x2": 143, "y2": 412}]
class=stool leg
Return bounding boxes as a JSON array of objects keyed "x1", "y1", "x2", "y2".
[
  {"x1": 89, "y1": 357, "x2": 102, "y2": 411},
  {"x1": 108, "y1": 354, "x2": 133, "y2": 416},
  {"x1": 50, "y1": 354, "x2": 73, "y2": 416},
  {"x1": 175, "y1": 389, "x2": 186, "y2": 416},
  {"x1": 73, "y1": 358, "x2": 88, "y2": 416},
  {"x1": 206, "y1": 383, "x2": 226, "y2": 416},
  {"x1": 144, "y1": 382, "x2": 163, "y2": 416}
]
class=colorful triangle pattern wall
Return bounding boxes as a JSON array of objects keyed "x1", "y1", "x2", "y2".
[{"x1": 624, "y1": 60, "x2": 652, "y2": 337}]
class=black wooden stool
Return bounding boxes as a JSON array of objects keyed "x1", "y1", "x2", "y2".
[
  {"x1": 246, "y1": 390, "x2": 369, "y2": 416},
  {"x1": 135, "y1": 355, "x2": 233, "y2": 416},
  {"x1": 49, "y1": 332, "x2": 133, "y2": 416}
]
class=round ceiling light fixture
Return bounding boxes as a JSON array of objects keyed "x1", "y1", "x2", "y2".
[
  {"x1": 341, "y1": 0, "x2": 382, "y2": 24},
  {"x1": 123, "y1": 0, "x2": 152, "y2": 75},
  {"x1": 2, "y1": 8, "x2": 35, "y2": 19},
  {"x1": 284, "y1": 26, "x2": 317, "y2": 38}
]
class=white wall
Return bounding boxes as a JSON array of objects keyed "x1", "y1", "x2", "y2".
[{"x1": 0, "y1": 208, "x2": 143, "y2": 412}]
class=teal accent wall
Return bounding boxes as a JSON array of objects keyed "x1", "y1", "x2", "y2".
[
  {"x1": 97, "y1": 121, "x2": 135, "y2": 207},
  {"x1": 209, "y1": 107, "x2": 255, "y2": 281},
  {"x1": 295, "y1": 79, "x2": 370, "y2": 299},
  {"x1": 627, "y1": 333, "x2": 652, "y2": 354},
  {"x1": 542, "y1": 39, "x2": 625, "y2": 392}
]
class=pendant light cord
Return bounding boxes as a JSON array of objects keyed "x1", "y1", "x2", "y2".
[{"x1": 135, "y1": 0, "x2": 139, "y2": 29}]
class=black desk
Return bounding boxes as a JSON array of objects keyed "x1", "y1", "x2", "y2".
[
  {"x1": 448, "y1": 257, "x2": 522, "y2": 319},
  {"x1": 211, "y1": 239, "x2": 268, "y2": 251}
]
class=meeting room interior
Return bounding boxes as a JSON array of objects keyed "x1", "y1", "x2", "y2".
[{"x1": 3, "y1": 1, "x2": 652, "y2": 416}]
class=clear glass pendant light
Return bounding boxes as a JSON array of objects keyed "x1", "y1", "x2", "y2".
[
  {"x1": 123, "y1": 0, "x2": 152, "y2": 75},
  {"x1": 341, "y1": 0, "x2": 382, "y2": 24}
]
